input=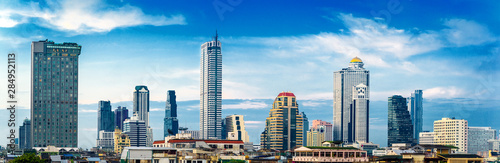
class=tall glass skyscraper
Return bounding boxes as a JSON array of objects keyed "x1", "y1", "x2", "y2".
[
  {"x1": 164, "y1": 90, "x2": 179, "y2": 137},
  {"x1": 31, "y1": 40, "x2": 81, "y2": 147},
  {"x1": 200, "y1": 33, "x2": 222, "y2": 139},
  {"x1": 114, "y1": 106, "x2": 129, "y2": 131},
  {"x1": 388, "y1": 95, "x2": 413, "y2": 147},
  {"x1": 19, "y1": 118, "x2": 31, "y2": 149},
  {"x1": 98, "y1": 100, "x2": 114, "y2": 138},
  {"x1": 333, "y1": 57, "x2": 369, "y2": 144},
  {"x1": 408, "y1": 90, "x2": 423, "y2": 142},
  {"x1": 300, "y1": 112, "x2": 309, "y2": 146}
]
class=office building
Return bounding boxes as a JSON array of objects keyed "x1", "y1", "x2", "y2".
[
  {"x1": 96, "y1": 130, "x2": 114, "y2": 151},
  {"x1": 133, "y1": 86, "x2": 149, "y2": 126},
  {"x1": 114, "y1": 106, "x2": 129, "y2": 131},
  {"x1": 488, "y1": 139, "x2": 500, "y2": 151},
  {"x1": 31, "y1": 40, "x2": 81, "y2": 147},
  {"x1": 123, "y1": 115, "x2": 147, "y2": 147},
  {"x1": 434, "y1": 118, "x2": 468, "y2": 153},
  {"x1": 19, "y1": 118, "x2": 31, "y2": 149},
  {"x1": 98, "y1": 100, "x2": 114, "y2": 138},
  {"x1": 388, "y1": 95, "x2": 413, "y2": 147},
  {"x1": 307, "y1": 128, "x2": 325, "y2": 147},
  {"x1": 311, "y1": 120, "x2": 333, "y2": 141},
  {"x1": 200, "y1": 33, "x2": 223, "y2": 139},
  {"x1": 419, "y1": 131, "x2": 435, "y2": 144},
  {"x1": 468, "y1": 127, "x2": 497, "y2": 154},
  {"x1": 333, "y1": 57, "x2": 369, "y2": 144},
  {"x1": 185, "y1": 130, "x2": 200, "y2": 139},
  {"x1": 261, "y1": 92, "x2": 303, "y2": 150},
  {"x1": 301, "y1": 112, "x2": 309, "y2": 146},
  {"x1": 114, "y1": 128, "x2": 130, "y2": 154},
  {"x1": 224, "y1": 115, "x2": 250, "y2": 142},
  {"x1": 408, "y1": 90, "x2": 423, "y2": 142},
  {"x1": 164, "y1": 90, "x2": 179, "y2": 137}
]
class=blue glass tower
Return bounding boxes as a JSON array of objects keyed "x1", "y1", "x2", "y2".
[
  {"x1": 388, "y1": 95, "x2": 413, "y2": 147},
  {"x1": 114, "y1": 106, "x2": 129, "y2": 131},
  {"x1": 408, "y1": 90, "x2": 423, "y2": 142},
  {"x1": 164, "y1": 90, "x2": 179, "y2": 137},
  {"x1": 98, "y1": 100, "x2": 114, "y2": 138}
]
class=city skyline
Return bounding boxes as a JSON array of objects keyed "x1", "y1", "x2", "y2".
[{"x1": 0, "y1": 0, "x2": 498, "y2": 149}]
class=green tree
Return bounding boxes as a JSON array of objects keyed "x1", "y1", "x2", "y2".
[{"x1": 10, "y1": 153, "x2": 45, "y2": 163}]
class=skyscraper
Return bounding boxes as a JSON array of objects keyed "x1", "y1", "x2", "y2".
[
  {"x1": 311, "y1": 120, "x2": 333, "y2": 141},
  {"x1": 123, "y1": 115, "x2": 147, "y2": 147},
  {"x1": 19, "y1": 118, "x2": 31, "y2": 149},
  {"x1": 31, "y1": 40, "x2": 81, "y2": 147},
  {"x1": 261, "y1": 92, "x2": 303, "y2": 150},
  {"x1": 408, "y1": 90, "x2": 423, "y2": 142},
  {"x1": 434, "y1": 118, "x2": 468, "y2": 153},
  {"x1": 301, "y1": 112, "x2": 309, "y2": 146},
  {"x1": 333, "y1": 57, "x2": 369, "y2": 144},
  {"x1": 114, "y1": 106, "x2": 129, "y2": 131},
  {"x1": 98, "y1": 100, "x2": 114, "y2": 138},
  {"x1": 200, "y1": 32, "x2": 222, "y2": 139},
  {"x1": 164, "y1": 90, "x2": 179, "y2": 137},
  {"x1": 468, "y1": 127, "x2": 497, "y2": 154},
  {"x1": 224, "y1": 115, "x2": 250, "y2": 142},
  {"x1": 133, "y1": 86, "x2": 150, "y2": 126},
  {"x1": 388, "y1": 95, "x2": 413, "y2": 147}
]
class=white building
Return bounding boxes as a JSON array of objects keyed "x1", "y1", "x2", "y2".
[
  {"x1": 333, "y1": 57, "x2": 369, "y2": 144},
  {"x1": 185, "y1": 130, "x2": 200, "y2": 139},
  {"x1": 200, "y1": 33, "x2": 223, "y2": 139},
  {"x1": 419, "y1": 131, "x2": 435, "y2": 144},
  {"x1": 120, "y1": 147, "x2": 177, "y2": 163},
  {"x1": 96, "y1": 130, "x2": 114, "y2": 151},
  {"x1": 488, "y1": 139, "x2": 500, "y2": 151},
  {"x1": 433, "y1": 118, "x2": 468, "y2": 153},
  {"x1": 224, "y1": 115, "x2": 250, "y2": 142},
  {"x1": 468, "y1": 127, "x2": 497, "y2": 154}
]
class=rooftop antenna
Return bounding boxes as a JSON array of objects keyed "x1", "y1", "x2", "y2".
[{"x1": 215, "y1": 30, "x2": 218, "y2": 42}]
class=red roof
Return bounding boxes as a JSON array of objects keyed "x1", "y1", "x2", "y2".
[
  {"x1": 278, "y1": 92, "x2": 295, "y2": 97},
  {"x1": 153, "y1": 140, "x2": 165, "y2": 144},
  {"x1": 168, "y1": 139, "x2": 244, "y2": 144}
]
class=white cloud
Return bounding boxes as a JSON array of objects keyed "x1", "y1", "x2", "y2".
[
  {"x1": 150, "y1": 108, "x2": 163, "y2": 111},
  {"x1": 424, "y1": 86, "x2": 465, "y2": 99},
  {"x1": 443, "y1": 19, "x2": 496, "y2": 47},
  {"x1": 81, "y1": 128, "x2": 97, "y2": 131},
  {"x1": 222, "y1": 101, "x2": 268, "y2": 110},
  {"x1": 301, "y1": 101, "x2": 327, "y2": 107},
  {"x1": 79, "y1": 109, "x2": 97, "y2": 113},
  {"x1": 245, "y1": 121, "x2": 265, "y2": 124},
  {"x1": 0, "y1": 0, "x2": 186, "y2": 34}
]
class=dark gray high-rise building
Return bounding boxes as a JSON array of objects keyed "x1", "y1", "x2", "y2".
[
  {"x1": 164, "y1": 90, "x2": 179, "y2": 137},
  {"x1": 31, "y1": 40, "x2": 81, "y2": 147},
  {"x1": 123, "y1": 117, "x2": 147, "y2": 147},
  {"x1": 98, "y1": 100, "x2": 114, "y2": 138},
  {"x1": 200, "y1": 33, "x2": 223, "y2": 139},
  {"x1": 301, "y1": 112, "x2": 309, "y2": 146},
  {"x1": 408, "y1": 90, "x2": 423, "y2": 142},
  {"x1": 388, "y1": 95, "x2": 413, "y2": 147},
  {"x1": 114, "y1": 106, "x2": 129, "y2": 130},
  {"x1": 19, "y1": 118, "x2": 31, "y2": 149},
  {"x1": 133, "y1": 86, "x2": 150, "y2": 126}
]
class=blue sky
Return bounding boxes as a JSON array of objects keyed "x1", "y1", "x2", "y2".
[{"x1": 0, "y1": 0, "x2": 499, "y2": 149}]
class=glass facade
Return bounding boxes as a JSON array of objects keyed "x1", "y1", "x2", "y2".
[
  {"x1": 19, "y1": 119, "x2": 31, "y2": 149},
  {"x1": 388, "y1": 95, "x2": 413, "y2": 147},
  {"x1": 114, "y1": 106, "x2": 129, "y2": 131},
  {"x1": 408, "y1": 90, "x2": 423, "y2": 142},
  {"x1": 98, "y1": 100, "x2": 114, "y2": 138},
  {"x1": 164, "y1": 90, "x2": 179, "y2": 137}
]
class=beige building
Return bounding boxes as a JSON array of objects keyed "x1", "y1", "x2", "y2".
[
  {"x1": 114, "y1": 128, "x2": 130, "y2": 154},
  {"x1": 224, "y1": 115, "x2": 250, "y2": 142},
  {"x1": 419, "y1": 131, "x2": 435, "y2": 144},
  {"x1": 307, "y1": 129, "x2": 325, "y2": 147},
  {"x1": 433, "y1": 118, "x2": 468, "y2": 153}
]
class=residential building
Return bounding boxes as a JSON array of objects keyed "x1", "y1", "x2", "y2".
[
  {"x1": 388, "y1": 95, "x2": 414, "y2": 147},
  {"x1": 468, "y1": 127, "x2": 497, "y2": 154},
  {"x1": 419, "y1": 131, "x2": 435, "y2": 144},
  {"x1": 408, "y1": 90, "x2": 423, "y2": 142},
  {"x1": 31, "y1": 40, "x2": 81, "y2": 147},
  {"x1": 224, "y1": 115, "x2": 249, "y2": 142},
  {"x1": 200, "y1": 32, "x2": 223, "y2": 140},
  {"x1": 114, "y1": 128, "x2": 130, "y2": 154},
  {"x1": 123, "y1": 115, "x2": 147, "y2": 147},
  {"x1": 311, "y1": 120, "x2": 333, "y2": 141},
  {"x1": 168, "y1": 139, "x2": 244, "y2": 155},
  {"x1": 185, "y1": 130, "x2": 200, "y2": 139},
  {"x1": 260, "y1": 91, "x2": 303, "y2": 150},
  {"x1": 301, "y1": 112, "x2": 309, "y2": 146},
  {"x1": 96, "y1": 130, "x2": 114, "y2": 151},
  {"x1": 488, "y1": 139, "x2": 500, "y2": 151},
  {"x1": 293, "y1": 146, "x2": 369, "y2": 162},
  {"x1": 114, "y1": 106, "x2": 129, "y2": 131},
  {"x1": 434, "y1": 117, "x2": 468, "y2": 153},
  {"x1": 98, "y1": 100, "x2": 114, "y2": 138},
  {"x1": 333, "y1": 57, "x2": 369, "y2": 144},
  {"x1": 19, "y1": 118, "x2": 31, "y2": 149},
  {"x1": 307, "y1": 128, "x2": 325, "y2": 147},
  {"x1": 164, "y1": 90, "x2": 179, "y2": 137}
]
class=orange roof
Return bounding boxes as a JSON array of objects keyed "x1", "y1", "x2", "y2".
[
  {"x1": 153, "y1": 140, "x2": 165, "y2": 144},
  {"x1": 168, "y1": 139, "x2": 244, "y2": 144},
  {"x1": 278, "y1": 92, "x2": 295, "y2": 97}
]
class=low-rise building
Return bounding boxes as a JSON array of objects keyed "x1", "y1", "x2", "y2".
[
  {"x1": 293, "y1": 146, "x2": 369, "y2": 162},
  {"x1": 120, "y1": 147, "x2": 177, "y2": 163},
  {"x1": 168, "y1": 139, "x2": 244, "y2": 155},
  {"x1": 352, "y1": 142, "x2": 380, "y2": 156}
]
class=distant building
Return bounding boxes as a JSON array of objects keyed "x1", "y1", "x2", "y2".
[
  {"x1": 96, "y1": 130, "x2": 114, "y2": 151},
  {"x1": 19, "y1": 118, "x2": 31, "y2": 149},
  {"x1": 408, "y1": 90, "x2": 423, "y2": 142},
  {"x1": 333, "y1": 57, "x2": 369, "y2": 144},
  {"x1": 200, "y1": 33, "x2": 223, "y2": 139},
  {"x1": 419, "y1": 131, "x2": 435, "y2": 144},
  {"x1": 164, "y1": 90, "x2": 179, "y2": 137},
  {"x1": 31, "y1": 40, "x2": 81, "y2": 148},
  {"x1": 488, "y1": 139, "x2": 500, "y2": 151},
  {"x1": 388, "y1": 95, "x2": 413, "y2": 147},
  {"x1": 224, "y1": 115, "x2": 249, "y2": 142},
  {"x1": 114, "y1": 106, "x2": 129, "y2": 131},
  {"x1": 434, "y1": 118, "x2": 468, "y2": 153},
  {"x1": 301, "y1": 112, "x2": 309, "y2": 146},
  {"x1": 114, "y1": 128, "x2": 130, "y2": 154},
  {"x1": 468, "y1": 127, "x2": 497, "y2": 154},
  {"x1": 133, "y1": 86, "x2": 150, "y2": 126},
  {"x1": 123, "y1": 115, "x2": 147, "y2": 147},
  {"x1": 307, "y1": 128, "x2": 325, "y2": 147},
  {"x1": 293, "y1": 146, "x2": 369, "y2": 162},
  {"x1": 311, "y1": 120, "x2": 333, "y2": 141},
  {"x1": 261, "y1": 92, "x2": 303, "y2": 150},
  {"x1": 98, "y1": 100, "x2": 114, "y2": 138},
  {"x1": 185, "y1": 130, "x2": 200, "y2": 139},
  {"x1": 352, "y1": 142, "x2": 380, "y2": 156}
]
